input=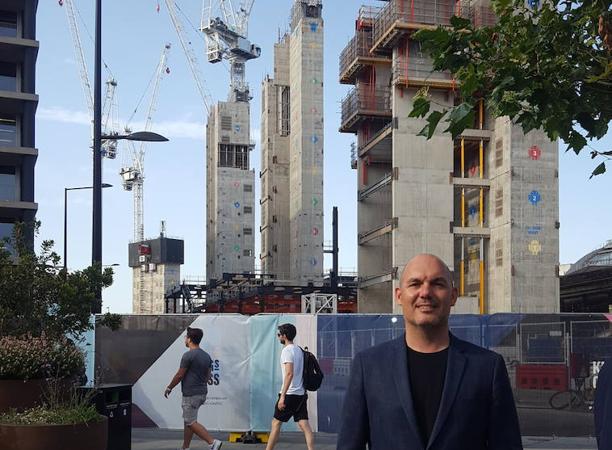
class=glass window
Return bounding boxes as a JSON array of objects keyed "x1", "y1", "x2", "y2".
[
  {"x1": 0, "y1": 221, "x2": 15, "y2": 255},
  {"x1": 0, "y1": 62, "x2": 17, "y2": 91},
  {"x1": 0, "y1": 166, "x2": 16, "y2": 201},
  {"x1": 0, "y1": 11, "x2": 17, "y2": 38},
  {"x1": 0, "y1": 115, "x2": 17, "y2": 147}
]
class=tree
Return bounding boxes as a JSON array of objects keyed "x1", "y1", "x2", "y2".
[
  {"x1": 0, "y1": 222, "x2": 114, "y2": 339},
  {"x1": 409, "y1": 0, "x2": 612, "y2": 177}
]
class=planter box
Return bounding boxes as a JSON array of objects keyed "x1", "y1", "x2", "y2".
[
  {"x1": 0, "y1": 415, "x2": 107, "y2": 450},
  {"x1": 0, "y1": 379, "x2": 75, "y2": 413}
]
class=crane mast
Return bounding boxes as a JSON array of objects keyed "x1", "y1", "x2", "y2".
[{"x1": 120, "y1": 43, "x2": 171, "y2": 242}]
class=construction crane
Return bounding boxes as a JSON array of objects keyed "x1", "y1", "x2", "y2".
[
  {"x1": 201, "y1": 0, "x2": 260, "y2": 102},
  {"x1": 120, "y1": 43, "x2": 172, "y2": 242},
  {"x1": 59, "y1": 0, "x2": 118, "y2": 158},
  {"x1": 165, "y1": 0, "x2": 213, "y2": 113}
]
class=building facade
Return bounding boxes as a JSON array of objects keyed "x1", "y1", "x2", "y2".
[
  {"x1": 340, "y1": 0, "x2": 560, "y2": 313},
  {"x1": 206, "y1": 101, "x2": 256, "y2": 282},
  {"x1": 0, "y1": 1, "x2": 39, "y2": 247},
  {"x1": 260, "y1": 0, "x2": 324, "y2": 284}
]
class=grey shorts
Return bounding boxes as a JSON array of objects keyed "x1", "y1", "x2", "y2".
[{"x1": 182, "y1": 394, "x2": 206, "y2": 425}]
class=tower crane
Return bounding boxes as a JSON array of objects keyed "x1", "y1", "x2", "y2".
[
  {"x1": 59, "y1": 0, "x2": 119, "y2": 158},
  {"x1": 165, "y1": 0, "x2": 213, "y2": 113},
  {"x1": 120, "y1": 43, "x2": 172, "y2": 242},
  {"x1": 201, "y1": 0, "x2": 260, "y2": 102}
]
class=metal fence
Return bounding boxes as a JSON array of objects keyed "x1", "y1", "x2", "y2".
[
  {"x1": 316, "y1": 313, "x2": 612, "y2": 436},
  {"x1": 340, "y1": 83, "x2": 392, "y2": 128}
]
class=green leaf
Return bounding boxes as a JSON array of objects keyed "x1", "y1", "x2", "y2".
[
  {"x1": 409, "y1": 96, "x2": 431, "y2": 118},
  {"x1": 590, "y1": 162, "x2": 606, "y2": 179},
  {"x1": 418, "y1": 111, "x2": 446, "y2": 139},
  {"x1": 444, "y1": 103, "x2": 476, "y2": 139},
  {"x1": 450, "y1": 15, "x2": 472, "y2": 30},
  {"x1": 567, "y1": 132, "x2": 588, "y2": 155}
]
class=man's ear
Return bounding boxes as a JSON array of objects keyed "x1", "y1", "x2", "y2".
[
  {"x1": 394, "y1": 287, "x2": 402, "y2": 306},
  {"x1": 450, "y1": 287, "x2": 458, "y2": 307}
]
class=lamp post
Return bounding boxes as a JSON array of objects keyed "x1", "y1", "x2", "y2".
[
  {"x1": 64, "y1": 183, "x2": 112, "y2": 272},
  {"x1": 92, "y1": 0, "x2": 169, "y2": 313}
]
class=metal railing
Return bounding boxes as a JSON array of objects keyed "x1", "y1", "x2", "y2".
[
  {"x1": 341, "y1": 83, "x2": 392, "y2": 127},
  {"x1": 339, "y1": 30, "x2": 374, "y2": 78}
]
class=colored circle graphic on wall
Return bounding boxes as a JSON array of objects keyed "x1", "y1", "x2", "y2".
[
  {"x1": 527, "y1": 226, "x2": 542, "y2": 235},
  {"x1": 310, "y1": 22, "x2": 318, "y2": 32},
  {"x1": 312, "y1": 227, "x2": 319, "y2": 236},
  {"x1": 310, "y1": 257, "x2": 318, "y2": 266},
  {"x1": 312, "y1": 135, "x2": 319, "y2": 144},
  {"x1": 234, "y1": 202, "x2": 241, "y2": 208},
  {"x1": 528, "y1": 240, "x2": 542, "y2": 255},
  {"x1": 233, "y1": 181, "x2": 241, "y2": 188},
  {"x1": 528, "y1": 145, "x2": 541, "y2": 160},
  {"x1": 312, "y1": 78, "x2": 318, "y2": 84},
  {"x1": 234, "y1": 245, "x2": 241, "y2": 252},
  {"x1": 311, "y1": 107, "x2": 317, "y2": 114},
  {"x1": 312, "y1": 197, "x2": 319, "y2": 207},
  {"x1": 528, "y1": 191, "x2": 541, "y2": 205},
  {"x1": 234, "y1": 124, "x2": 241, "y2": 133}
]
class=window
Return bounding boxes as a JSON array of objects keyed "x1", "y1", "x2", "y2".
[
  {"x1": 218, "y1": 144, "x2": 249, "y2": 169},
  {"x1": 495, "y1": 139, "x2": 503, "y2": 168},
  {"x1": 277, "y1": 86, "x2": 290, "y2": 136},
  {"x1": 272, "y1": 155, "x2": 278, "y2": 164},
  {"x1": 495, "y1": 189, "x2": 503, "y2": 218},
  {"x1": 243, "y1": 184, "x2": 253, "y2": 193},
  {"x1": 243, "y1": 249, "x2": 253, "y2": 257},
  {"x1": 0, "y1": 12, "x2": 17, "y2": 38},
  {"x1": 495, "y1": 239, "x2": 503, "y2": 267},
  {"x1": 243, "y1": 206, "x2": 252, "y2": 214},
  {"x1": 243, "y1": 228, "x2": 253, "y2": 235},
  {"x1": 0, "y1": 166, "x2": 17, "y2": 201},
  {"x1": 0, "y1": 115, "x2": 17, "y2": 147},
  {"x1": 220, "y1": 115, "x2": 232, "y2": 131},
  {"x1": 0, "y1": 63, "x2": 17, "y2": 91},
  {"x1": 0, "y1": 220, "x2": 15, "y2": 255}
]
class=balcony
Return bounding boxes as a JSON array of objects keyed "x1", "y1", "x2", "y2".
[
  {"x1": 339, "y1": 30, "x2": 391, "y2": 85},
  {"x1": 393, "y1": 41, "x2": 453, "y2": 89},
  {"x1": 358, "y1": 172, "x2": 393, "y2": 201},
  {"x1": 358, "y1": 217, "x2": 397, "y2": 245},
  {"x1": 340, "y1": 83, "x2": 391, "y2": 133},
  {"x1": 372, "y1": 0, "x2": 470, "y2": 53}
]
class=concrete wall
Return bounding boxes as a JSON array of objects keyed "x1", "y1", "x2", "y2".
[
  {"x1": 260, "y1": 39, "x2": 291, "y2": 279},
  {"x1": 132, "y1": 263, "x2": 180, "y2": 314},
  {"x1": 288, "y1": 4, "x2": 324, "y2": 284},
  {"x1": 206, "y1": 102, "x2": 256, "y2": 282}
]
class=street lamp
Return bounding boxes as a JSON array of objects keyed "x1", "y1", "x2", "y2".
[{"x1": 64, "y1": 183, "x2": 112, "y2": 272}]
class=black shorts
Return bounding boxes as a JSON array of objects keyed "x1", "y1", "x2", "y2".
[{"x1": 273, "y1": 393, "x2": 308, "y2": 422}]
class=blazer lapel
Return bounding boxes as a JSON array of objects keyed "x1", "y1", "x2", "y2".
[
  {"x1": 427, "y1": 335, "x2": 467, "y2": 449},
  {"x1": 392, "y1": 336, "x2": 425, "y2": 449}
]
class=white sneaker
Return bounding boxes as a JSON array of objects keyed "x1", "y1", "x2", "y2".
[{"x1": 210, "y1": 439, "x2": 223, "y2": 450}]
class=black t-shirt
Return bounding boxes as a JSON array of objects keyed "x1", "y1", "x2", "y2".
[{"x1": 407, "y1": 346, "x2": 449, "y2": 445}]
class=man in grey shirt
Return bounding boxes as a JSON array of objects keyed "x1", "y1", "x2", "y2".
[{"x1": 165, "y1": 327, "x2": 222, "y2": 450}]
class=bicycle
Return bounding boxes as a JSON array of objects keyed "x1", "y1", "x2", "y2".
[{"x1": 548, "y1": 377, "x2": 596, "y2": 411}]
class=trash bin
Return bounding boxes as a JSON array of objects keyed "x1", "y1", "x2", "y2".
[{"x1": 81, "y1": 384, "x2": 132, "y2": 450}]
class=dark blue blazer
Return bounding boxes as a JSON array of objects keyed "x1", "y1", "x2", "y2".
[
  {"x1": 337, "y1": 334, "x2": 523, "y2": 450},
  {"x1": 595, "y1": 359, "x2": 612, "y2": 450}
]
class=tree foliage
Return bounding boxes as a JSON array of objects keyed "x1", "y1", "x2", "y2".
[
  {"x1": 0, "y1": 222, "x2": 114, "y2": 340},
  {"x1": 410, "y1": 0, "x2": 612, "y2": 177}
]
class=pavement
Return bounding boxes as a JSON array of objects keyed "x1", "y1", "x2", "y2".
[{"x1": 132, "y1": 429, "x2": 599, "y2": 449}]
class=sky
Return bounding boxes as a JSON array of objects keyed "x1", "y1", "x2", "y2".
[{"x1": 35, "y1": 0, "x2": 612, "y2": 313}]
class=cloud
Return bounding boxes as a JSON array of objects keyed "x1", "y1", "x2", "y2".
[{"x1": 37, "y1": 106, "x2": 207, "y2": 140}]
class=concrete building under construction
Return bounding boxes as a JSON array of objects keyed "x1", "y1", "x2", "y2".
[
  {"x1": 339, "y1": 0, "x2": 559, "y2": 314},
  {"x1": 260, "y1": 0, "x2": 324, "y2": 284}
]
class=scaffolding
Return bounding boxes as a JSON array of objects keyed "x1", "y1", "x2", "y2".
[
  {"x1": 393, "y1": 38, "x2": 453, "y2": 87},
  {"x1": 340, "y1": 83, "x2": 392, "y2": 132}
]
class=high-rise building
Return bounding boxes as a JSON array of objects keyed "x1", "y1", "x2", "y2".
[
  {"x1": 206, "y1": 101, "x2": 256, "y2": 282},
  {"x1": 260, "y1": 0, "x2": 324, "y2": 284},
  {"x1": 339, "y1": 0, "x2": 559, "y2": 313},
  {"x1": 0, "y1": 1, "x2": 39, "y2": 246}
]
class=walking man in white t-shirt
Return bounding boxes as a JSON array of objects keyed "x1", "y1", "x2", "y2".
[{"x1": 265, "y1": 323, "x2": 315, "y2": 450}]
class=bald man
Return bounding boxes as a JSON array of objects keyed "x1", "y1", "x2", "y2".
[{"x1": 337, "y1": 254, "x2": 522, "y2": 450}]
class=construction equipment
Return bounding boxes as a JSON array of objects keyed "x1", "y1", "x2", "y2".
[
  {"x1": 120, "y1": 43, "x2": 172, "y2": 242},
  {"x1": 201, "y1": 0, "x2": 260, "y2": 102},
  {"x1": 59, "y1": 0, "x2": 119, "y2": 158},
  {"x1": 165, "y1": 0, "x2": 213, "y2": 113}
]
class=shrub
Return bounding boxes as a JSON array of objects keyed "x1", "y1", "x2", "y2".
[
  {"x1": 0, "y1": 404, "x2": 101, "y2": 425},
  {"x1": 0, "y1": 336, "x2": 85, "y2": 380}
]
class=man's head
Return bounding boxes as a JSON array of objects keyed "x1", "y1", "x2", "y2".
[
  {"x1": 277, "y1": 323, "x2": 297, "y2": 345},
  {"x1": 394, "y1": 253, "x2": 457, "y2": 332},
  {"x1": 185, "y1": 327, "x2": 203, "y2": 348}
]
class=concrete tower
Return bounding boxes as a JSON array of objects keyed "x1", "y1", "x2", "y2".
[
  {"x1": 206, "y1": 101, "x2": 255, "y2": 282},
  {"x1": 339, "y1": 0, "x2": 559, "y2": 313},
  {"x1": 260, "y1": 0, "x2": 324, "y2": 284}
]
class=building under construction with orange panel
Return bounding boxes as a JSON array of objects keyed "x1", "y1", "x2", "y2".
[{"x1": 340, "y1": 0, "x2": 560, "y2": 314}]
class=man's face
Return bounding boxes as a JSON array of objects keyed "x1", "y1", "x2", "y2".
[
  {"x1": 184, "y1": 335, "x2": 190, "y2": 348},
  {"x1": 394, "y1": 255, "x2": 457, "y2": 330},
  {"x1": 277, "y1": 331, "x2": 286, "y2": 345}
]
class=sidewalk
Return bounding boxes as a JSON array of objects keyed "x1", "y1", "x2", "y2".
[{"x1": 133, "y1": 429, "x2": 598, "y2": 449}]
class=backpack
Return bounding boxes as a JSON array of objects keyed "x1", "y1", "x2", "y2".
[{"x1": 301, "y1": 346, "x2": 324, "y2": 391}]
